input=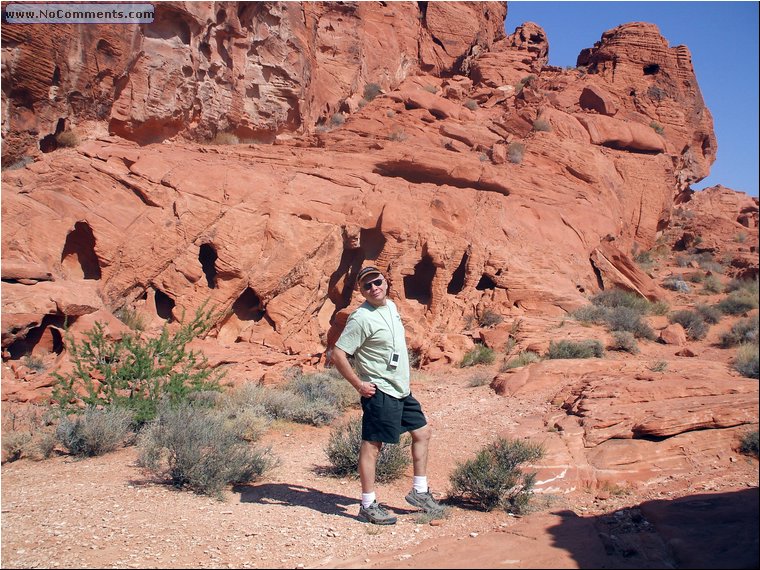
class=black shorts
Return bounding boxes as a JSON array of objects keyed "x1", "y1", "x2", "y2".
[{"x1": 361, "y1": 390, "x2": 427, "y2": 444}]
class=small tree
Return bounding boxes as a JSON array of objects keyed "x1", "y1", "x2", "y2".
[{"x1": 52, "y1": 305, "x2": 223, "y2": 425}]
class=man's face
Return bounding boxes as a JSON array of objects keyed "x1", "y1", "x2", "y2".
[{"x1": 359, "y1": 273, "x2": 387, "y2": 306}]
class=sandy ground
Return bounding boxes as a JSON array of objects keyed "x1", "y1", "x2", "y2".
[{"x1": 2, "y1": 365, "x2": 758, "y2": 569}]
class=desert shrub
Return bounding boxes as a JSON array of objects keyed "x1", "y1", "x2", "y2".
[
  {"x1": 56, "y1": 130, "x2": 80, "y2": 147},
  {"x1": 650, "y1": 300, "x2": 670, "y2": 315},
  {"x1": 662, "y1": 276, "x2": 690, "y2": 293},
  {"x1": 330, "y1": 113, "x2": 345, "y2": 127},
  {"x1": 725, "y1": 278, "x2": 759, "y2": 294},
  {"x1": 633, "y1": 250, "x2": 654, "y2": 270},
  {"x1": 648, "y1": 360, "x2": 668, "y2": 372},
  {"x1": 388, "y1": 127, "x2": 407, "y2": 142},
  {"x1": 717, "y1": 281, "x2": 759, "y2": 315},
  {"x1": 211, "y1": 132, "x2": 239, "y2": 145},
  {"x1": 701, "y1": 274, "x2": 724, "y2": 294},
  {"x1": 532, "y1": 118, "x2": 551, "y2": 132},
  {"x1": 603, "y1": 307, "x2": 656, "y2": 340},
  {"x1": 720, "y1": 316, "x2": 759, "y2": 348},
  {"x1": 55, "y1": 406, "x2": 133, "y2": 457},
  {"x1": 590, "y1": 289, "x2": 651, "y2": 314},
  {"x1": 608, "y1": 331, "x2": 639, "y2": 354},
  {"x1": 22, "y1": 354, "x2": 46, "y2": 372},
  {"x1": 52, "y1": 305, "x2": 223, "y2": 425},
  {"x1": 733, "y1": 343, "x2": 759, "y2": 379},
  {"x1": 572, "y1": 304, "x2": 609, "y2": 325},
  {"x1": 500, "y1": 350, "x2": 540, "y2": 372},
  {"x1": 460, "y1": 345, "x2": 496, "y2": 368},
  {"x1": 649, "y1": 121, "x2": 664, "y2": 135},
  {"x1": 508, "y1": 142, "x2": 525, "y2": 164},
  {"x1": 674, "y1": 253, "x2": 696, "y2": 267},
  {"x1": 739, "y1": 429, "x2": 759, "y2": 458},
  {"x1": 544, "y1": 339, "x2": 604, "y2": 360},
  {"x1": 114, "y1": 307, "x2": 146, "y2": 331},
  {"x1": 449, "y1": 437, "x2": 544, "y2": 513},
  {"x1": 514, "y1": 75, "x2": 536, "y2": 94},
  {"x1": 668, "y1": 310, "x2": 708, "y2": 340},
  {"x1": 468, "y1": 373, "x2": 492, "y2": 387},
  {"x1": 137, "y1": 402, "x2": 278, "y2": 499},
  {"x1": 695, "y1": 303, "x2": 723, "y2": 325},
  {"x1": 478, "y1": 309, "x2": 503, "y2": 328},
  {"x1": 699, "y1": 260, "x2": 725, "y2": 274},
  {"x1": 422, "y1": 84, "x2": 439, "y2": 93},
  {"x1": 285, "y1": 370, "x2": 358, "y2": 412},
  {"x1": 2, "y1": 432, "x2": 32, "y2": 463},
  {"x1": 464, "y1": 99, "x2": 478, "y2": 111},
  {"x1": 363, "y1": 83, "x2": 382, "y2": 101},
  {"x1": 324, "y1": 417, "x2": 411, "y2": 483}
]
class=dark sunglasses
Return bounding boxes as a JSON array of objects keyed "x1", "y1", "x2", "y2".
[{"x1": 362, "y1": 278, "x2": 384, "y2": 291}]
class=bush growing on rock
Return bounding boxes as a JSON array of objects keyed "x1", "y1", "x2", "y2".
[
  {"x1": 545, "y1": 339, "x2": 604, "y2": 359},
  {"x1": 449, "y1": 436, "x2": 544, "y2": 513},
  {"x1": 733, "y1": 343, "x2": 759, "y2": 379},
  {"x1": 460, "y1": 345, "x2": 496, "y2": 367},
  {"x1": 739, "y1": 429, "x2": 759, "y2": 458}
]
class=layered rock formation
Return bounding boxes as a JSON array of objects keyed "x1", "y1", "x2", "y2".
[{"x1": 2, "y1": 2, "x2": 757, "y2": 492}]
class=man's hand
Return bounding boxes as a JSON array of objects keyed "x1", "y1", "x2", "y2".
[{"x1": 358, "y1": 381, "x2": 376, "y2": 398}]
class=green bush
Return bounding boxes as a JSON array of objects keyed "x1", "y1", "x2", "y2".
[
  {"x1": 449, "y1": 437, "x2": 544, "y2": 513},
  {"x1": 733, "y1": 343, "x2": 759, "y2": 379},
  {"x1": 468, "y1": 373, "x2": 492, "y2": 387},
  {"x1": 608, "y1": 331, "x2": 639, "y2": 354},
  {"x1": 649, "y1": 121, "x2": 664, "y2": 135},
  {"x1": 324, "y1": 417, "x2": 411, "y2": 483},
  {"x1": 330, "y1": 113, "x2": 345, "y2": 127},
  {"x1": 137, "y1": 402, "x2": 278, "y2": 499},
  {"x1": 739, "y1": 429, "x2": 759, "y2": 458},
  {"x1": 500, "y1": 350, "x2": 540, "y2": 371},
  {"x1": 544, "y1": 339, "x2": 604, "y2": 360},
  {"x1": 464, "y1": 99, "x2": 478, "y2": 111},
  {"x1": 668, "y1": 310, "x2": 708, "y2": 340},
  {"x1": 720, "y1": 316, "x2": 759, "y2": 348},
  {"x1": 590, "y1": 289, "x2": 652, "y2": 314},
  {"x1": 52, "y1": 306, "x2": 223, "y2": 425},
  {"x1": 55, "y1": 406, "x2": 133, "y2": 457},
  {"x1": 2, "y1": 432, "x2": 32, "y2": 463},
  {"x1": 604, "y1": 307, "x2": 656, "y2": 339},
  {"x1": 648, "y1": 360, "x2": 668, "y2": 372},
  {"x1": 532, "y1": 118, "x2": 551, "y2": 132},
  {"x1": 460, "y1": 345, "x2": 496, "y2": 368}
]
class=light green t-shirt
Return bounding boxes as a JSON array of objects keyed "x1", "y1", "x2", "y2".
[{"x1": 334, "y1": 299, "x2": 410, "y2": 398}]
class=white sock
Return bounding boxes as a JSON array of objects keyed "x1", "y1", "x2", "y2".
[
  {"x1": 361, "y1": 492, "x2": 376, "y2": 508},
  {"x1": 413, "y1": 476, "x2": 428, "y2": 493}
]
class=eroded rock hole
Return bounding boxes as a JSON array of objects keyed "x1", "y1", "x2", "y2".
[
  {"x1": 232, "y1": 288, "x2": 265, "y2": 322},
  {"x1": 447, "y1": 251, "x2": 469, "y2": 295},
  {"x1": 643, "y1": 64, "x2": 660, "y2": 75},
  {"x1": 154, "y1": 289, "x2": 175, "y2": 321},
  {"x1": 475, "y1": 274, "x2": 496, "y2": 291},
  {"x1": 61, "y1": 221, "x2": 101, "y2": 279},
  {"x1": 199, "y1": 243, "x2": 218, "y2": 288},
  {"x1": 360, "y1": 227, "x2": 387, "y2": 260},
  {"x1": 404, "y1": 255, "x2": 436, "y2": 305}
]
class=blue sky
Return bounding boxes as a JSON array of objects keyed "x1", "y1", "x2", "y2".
[{"x1": 505, "y1": 1, "x2": 759, "y2": 197}]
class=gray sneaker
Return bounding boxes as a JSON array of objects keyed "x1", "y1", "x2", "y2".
[
  {"x1": 358, "y1": 501, "x2": 397, "y2": 525},
  {"x1": 405, "y1": 488, "x2": 444, "y2": 515}
]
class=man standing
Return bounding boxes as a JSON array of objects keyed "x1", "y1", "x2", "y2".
[{"x1": 331, "y1": 266, "x2": 443, "y2": 525}]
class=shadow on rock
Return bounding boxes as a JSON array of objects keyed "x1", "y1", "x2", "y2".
[{"x1": 549, "y1": 487, "x2": 759, "y2": 569}]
